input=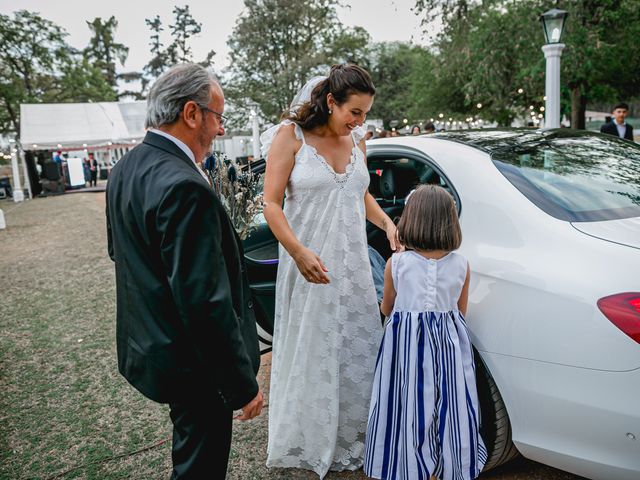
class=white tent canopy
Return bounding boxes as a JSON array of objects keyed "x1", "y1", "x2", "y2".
[{"x1": 20, "y1": 101, "x2": 146, "y2": 151}]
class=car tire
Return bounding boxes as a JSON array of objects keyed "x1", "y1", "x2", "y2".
[{"x1": 474, "y1": 350, "x2": 520, "y2": 471}]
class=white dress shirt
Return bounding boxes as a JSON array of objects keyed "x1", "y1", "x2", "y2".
[{"x1": 614, "y1": 120, "x2": 627, "y2": 139}]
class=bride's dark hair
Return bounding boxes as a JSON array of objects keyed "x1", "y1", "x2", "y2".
[{"x1": 283, "y1": 64, "x2": 375, "y2": 130}]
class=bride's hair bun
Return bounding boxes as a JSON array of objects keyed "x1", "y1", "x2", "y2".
[{"x1": 283, "y1": 63, "x2": 375, "y2": 130}]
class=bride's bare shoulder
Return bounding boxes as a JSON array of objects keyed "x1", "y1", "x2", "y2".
[
  {"x1": 271, "y1": 122, "x2": 303, "y2": 153},
  {"x1": 278, "y1": 122, "x2": 300, "y2": 140}
]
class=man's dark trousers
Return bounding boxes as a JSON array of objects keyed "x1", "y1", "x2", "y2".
[{"x1": 169, "y1": 395, "x2": 232, "y2": 479}]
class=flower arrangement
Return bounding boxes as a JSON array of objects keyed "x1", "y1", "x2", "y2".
[{"x1": 203, "y1": 153, "x2": 264, "y2": 240}]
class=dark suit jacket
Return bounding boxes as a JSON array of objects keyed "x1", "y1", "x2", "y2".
[
  {"x1": 106, "y1": 131, "x2": 260, "y2": 409},
  {"x1": 600, "y1": 121, "x2": 634, "y2": 141}
]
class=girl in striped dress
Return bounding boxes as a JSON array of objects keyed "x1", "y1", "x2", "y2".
[{"x1": 364, "y1": 185, "x2": 487, "y2": 480}]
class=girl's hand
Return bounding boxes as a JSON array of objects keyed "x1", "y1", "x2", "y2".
[{"x1": 292, "y1": 247, "x2": 330, "y2": 284}]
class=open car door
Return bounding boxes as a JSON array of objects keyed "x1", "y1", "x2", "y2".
[{"x1": 241, "y1": 159, "x2": 278, "y2": 353}]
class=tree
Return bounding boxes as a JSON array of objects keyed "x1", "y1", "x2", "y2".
[
  {"x1": 84, "y1": 16, "x2": 129, "y2": 88},
  {"x1": 414, "y1": 0, "x2": 481, "y2": 29},
  {"x1": 56, "y1": 57, "x2": 118, "y2": 103},
  {"x1": 225, "y1": 0, "x2": 371, "y2": 126},
  {"x1": 367, "y1": 42, "x2": 436, "y2": 128},
  {"x1": 413, "y1": 0, "x2": 640, "y2": 128},
  {"x1": 145, "y1": 16, "x2": 167, "y2": 77},
  {"x1": 558, "y1": 0, "x2": 640, "y2": 128},
  {"x1": 141, "y1": 15, "x2": 170, "y2": 94},
  {"x1": 0, "y1": 10, "x2": 115, "y2": 137},
  {"x1": 140, "y1": 8, "x2": 216, "y2": 97},
  {"x1": 446, "y1": 2, "x2": 546, "y2": 126},
  {"x1": 0, "y1": 10, "x2": 67, "y2": 134},
  {"x1": 167, "y1": 6, "x2": 201, "y2": 64},
  {"x1": 166, "y1": 5, "x2": 215, "y2": 66}
]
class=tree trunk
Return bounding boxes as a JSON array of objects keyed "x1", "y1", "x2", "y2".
[{"x1": 571, "y1": 86, "x2": 587, "y2": 130}]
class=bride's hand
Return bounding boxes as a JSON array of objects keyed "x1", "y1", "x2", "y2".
[
  {"x1": 292, "y1": 247, "x2": 330, "y2": 284},
  {"x1": 386, "y1": 224, "x2": 402, "y2": 252}
]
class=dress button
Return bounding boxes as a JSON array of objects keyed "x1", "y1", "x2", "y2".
[{"x1": 247, "y1": 300, "x2": 253, "y2": 309}]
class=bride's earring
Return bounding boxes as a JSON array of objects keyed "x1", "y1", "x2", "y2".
[{"x1": 328, "y1": 108, "x2": 333, "y2": 115}]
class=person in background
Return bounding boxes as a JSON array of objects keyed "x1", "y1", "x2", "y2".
[
  {"x1": 365, "y1": 128, "x2": 374, "y2": 141},
  {"x1": 53, "y1": 150, "x2": 64, "y2": 175},
  {"x1": 88, "y1": 152, "x2": 98, "y2": 187},
  {"x1": 600, "y1": 102, "x2": 634, "y2": 141},
  {"x1": 423, "y1": 122, "x2": 436, "y2": 134},
  {"x1": 411, "y1": 125, "x2": 421, "y2": 135},
  {"x1": 83, "y1": 157, "x2": 91, "y2": 186}
]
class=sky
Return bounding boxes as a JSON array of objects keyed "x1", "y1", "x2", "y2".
[{"x1": 0, "y1": 0, "x2": 430, "y2": 74}]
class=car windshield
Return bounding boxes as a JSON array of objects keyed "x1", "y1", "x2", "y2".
[{"x1": 492, "y1": 135, "x2": 640, "y2": 222}]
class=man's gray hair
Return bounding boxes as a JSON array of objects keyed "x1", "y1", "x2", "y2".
[{"x1": 145, "y1": 63, "x2": 219, "y2": 129}]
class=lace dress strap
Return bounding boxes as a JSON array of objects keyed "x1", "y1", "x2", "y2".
[{"x1": 260, "y1": 119, "x2": 305, "y2": 159}]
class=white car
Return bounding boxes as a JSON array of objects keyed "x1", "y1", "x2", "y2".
[{"x1": 242, "y1": 129, "x2": 640, "y2": 479}]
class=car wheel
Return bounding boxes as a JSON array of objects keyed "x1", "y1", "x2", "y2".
[{"x1": 474, "y1": 349, "x2": 520, "y2": 471}]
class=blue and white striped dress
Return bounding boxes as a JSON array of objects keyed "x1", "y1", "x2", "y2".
[{"x1": 364, "y1": 251, "x2": 487, "y2": 480}]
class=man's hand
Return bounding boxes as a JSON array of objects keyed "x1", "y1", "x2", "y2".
[{"x1": 234, "y1": 388, "x2": 264, "y2": 421}]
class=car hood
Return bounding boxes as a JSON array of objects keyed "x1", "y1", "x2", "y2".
[{"x1": 571, "y1": 217, "x2": 640, "y2": 250}]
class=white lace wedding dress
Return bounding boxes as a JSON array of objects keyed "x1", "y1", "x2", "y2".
[{"x1": 263, "y1": 120, "x2": 383, "y2": 478}]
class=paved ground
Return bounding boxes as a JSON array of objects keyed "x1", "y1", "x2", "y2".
[{"x1": 0, "y1": 193, "x2": 586, "y2": 479}]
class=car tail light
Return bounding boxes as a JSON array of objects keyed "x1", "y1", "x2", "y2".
[{"x1": 597, "y1": 293, "x2": 640, "y2": 344}]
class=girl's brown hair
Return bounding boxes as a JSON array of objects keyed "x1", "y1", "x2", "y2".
[
  {"x1": 397, "y1": 185, "x2": 462, "y2": 251},
  {"x1": 282, "y1": 64, "x2": 375, "y2": 130}
]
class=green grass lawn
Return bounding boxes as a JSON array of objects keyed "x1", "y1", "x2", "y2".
[{"x1": 0, "y1": 194, "x2": 172, "y2": 479}]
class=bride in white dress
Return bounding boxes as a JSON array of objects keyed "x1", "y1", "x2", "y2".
[{"x1": 261, "y1": 64, "x2": 398, "y2": 478}]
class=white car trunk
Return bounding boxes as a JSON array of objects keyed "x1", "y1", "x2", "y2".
[{"x1": 571, "y1": 216, "x2": 640, "y2": 250}]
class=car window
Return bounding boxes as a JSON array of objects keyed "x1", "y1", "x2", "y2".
[
  {"x1": 367, "y1": 153, "x2": 460, "y2": 214},
  {"x1": 493, "y1": 136, "x2": 640, "y2": 222},
  {"x1": 368, "y1": 157, "x2": 426, "y2": 200}
]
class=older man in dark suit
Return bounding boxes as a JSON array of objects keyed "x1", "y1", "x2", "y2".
[
  {"x1": 601, "y1": 102, "x2": 634, "y2": 141},
  {"x1": 106, "y1": 63, "x2": 262, "y2": 479}
]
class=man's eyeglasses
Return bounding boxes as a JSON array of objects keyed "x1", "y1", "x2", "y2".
[{"x1": 200, "y1": 106, "x2": 227, "y2": 125}]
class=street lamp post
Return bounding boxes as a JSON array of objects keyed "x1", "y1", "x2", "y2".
[{"x1": 540, "y1": 8, "x2": 568, "y2": 129}]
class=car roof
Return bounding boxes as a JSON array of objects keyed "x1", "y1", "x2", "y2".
[{"x1": 371, "y1": 128, "x2": 617, "y2": 155}]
